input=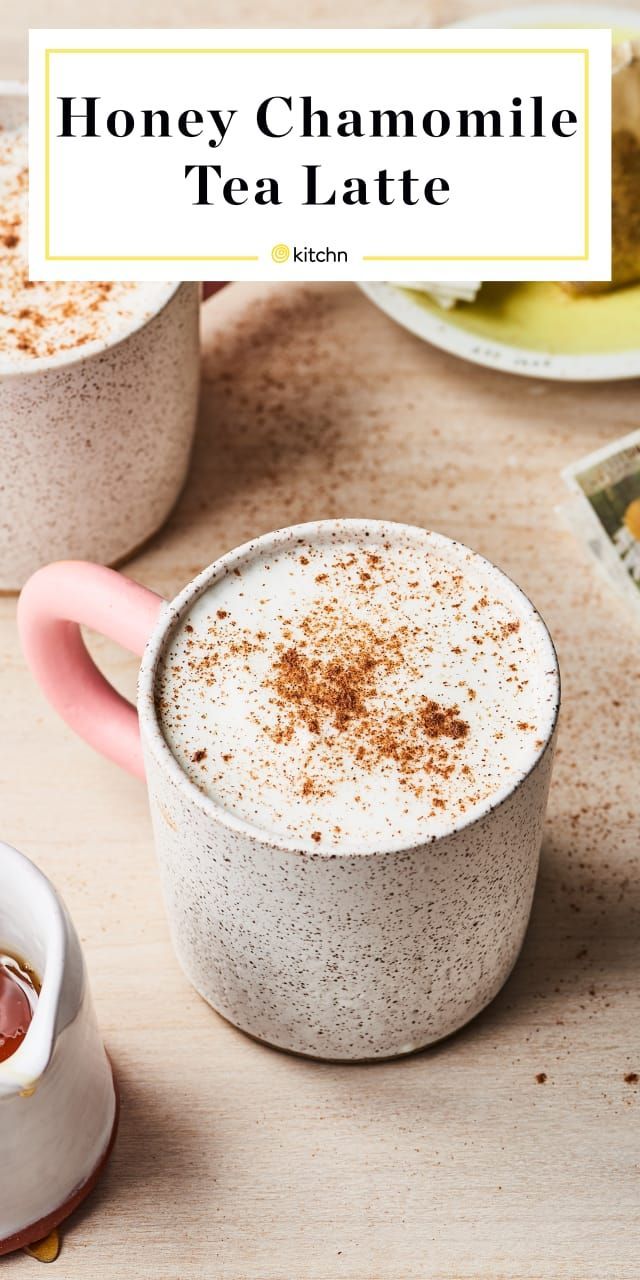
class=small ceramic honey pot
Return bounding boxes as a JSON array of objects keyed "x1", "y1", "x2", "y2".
[{"x1": 0, "y1": 841, "x2": 117, "y2": 1255}]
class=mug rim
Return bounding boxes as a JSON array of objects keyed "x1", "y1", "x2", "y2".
[
  {"x1": 137, "y1": 518, "x2": 561, "y2": 858},
  {"x1": 0, "y1": 83, "x2": 183, "y2": 379}
]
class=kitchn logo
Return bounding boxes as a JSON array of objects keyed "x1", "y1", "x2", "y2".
[{"x1": 271, "y1": 243, "x2": 348, "y2": 264}]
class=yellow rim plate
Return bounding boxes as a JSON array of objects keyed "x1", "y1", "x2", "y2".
[
  {"x1": 359, "y1": 279, "x2": 640, "y2": 381},
  {"x1": 360, "y1": 5, "x2": 640, "y2": 382}
]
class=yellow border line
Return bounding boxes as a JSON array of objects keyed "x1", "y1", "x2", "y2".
[
  {"x1": 583, "y1": 48, "x2": 590, "y2": 259},
  {"x1": 44, "y1": 48, "x2": 50, "y2": 259},
  {"x1": 47, "y1": 256, "x2": 260, "y2": 261},
  {"x1": 43, "y1": 46, "x2": 591, "y2": 265},
  {"x1": 47, "y1": 47, "x2": 587, "y2": 55},
  {"x1": 362, "y1": 255, "x2": 588, "y2": 262}
]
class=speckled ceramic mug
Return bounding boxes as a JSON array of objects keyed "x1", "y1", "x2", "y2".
[
  {"x1": 0, "y1": 83, "x2": 204, "y2": 591},
  {"x1": 18, "y1": 522, "x2": 560, "y2": 1062}
]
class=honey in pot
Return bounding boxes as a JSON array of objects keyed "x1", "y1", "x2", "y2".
[{"x1": 0, "y1": 954, "x2": 38, "y2": 1063}]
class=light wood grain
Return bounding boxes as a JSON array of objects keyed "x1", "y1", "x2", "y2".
[{"x1": 2, "y1": 6, "x2": 640, "y2": 1277}]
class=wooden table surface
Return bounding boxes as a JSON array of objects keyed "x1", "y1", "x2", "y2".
[{"x1": 2, "y1": 4, "x2": 640, "y2": 1278}]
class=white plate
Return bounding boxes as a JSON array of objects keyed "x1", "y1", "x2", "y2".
[{"x1": 360, "y1": 5, "x2": 640, "y2": 382}]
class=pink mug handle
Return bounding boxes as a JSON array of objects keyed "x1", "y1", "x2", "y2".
[{"x1": 18, "y1": 562, "x2": 165, "y2": 779}]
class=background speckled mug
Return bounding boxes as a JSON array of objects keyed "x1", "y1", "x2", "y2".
[
  {"x1": 18, "y1": 520, "x2": 560, "y2": 1062},
  {"x1": 0, "y1": 82, "x2": 202, "y2": 590}
]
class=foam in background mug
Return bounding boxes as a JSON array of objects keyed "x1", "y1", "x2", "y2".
[
  {"x1": 0, "y1": 83, "x2": 204, "y2": 590},
  {"x1": 18, "y1": 520, "x2": 561, "y2": 1062}
]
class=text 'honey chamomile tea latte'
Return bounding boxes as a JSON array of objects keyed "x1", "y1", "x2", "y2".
[{"x1": 156, "y1": 522, "x2": 558, "y2": 852}]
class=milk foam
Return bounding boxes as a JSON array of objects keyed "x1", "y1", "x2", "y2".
[
  {"x1": 156, "y1": 524, "x2": 558, "y2": 851},
  {"x1": 0, "y1": 122, "x2": 173, "y2": 370}
]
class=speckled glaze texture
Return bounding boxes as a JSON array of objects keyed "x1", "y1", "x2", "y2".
[
  {"x1": 135, "y1": 521, "x2": 560, "y2": 1062},
  {"x1": 143, "y1": 740, "x2": 556, "y2": 1060},
  {"x1": 0, "y1": 280, "x2": 200, "y2": 589}
]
